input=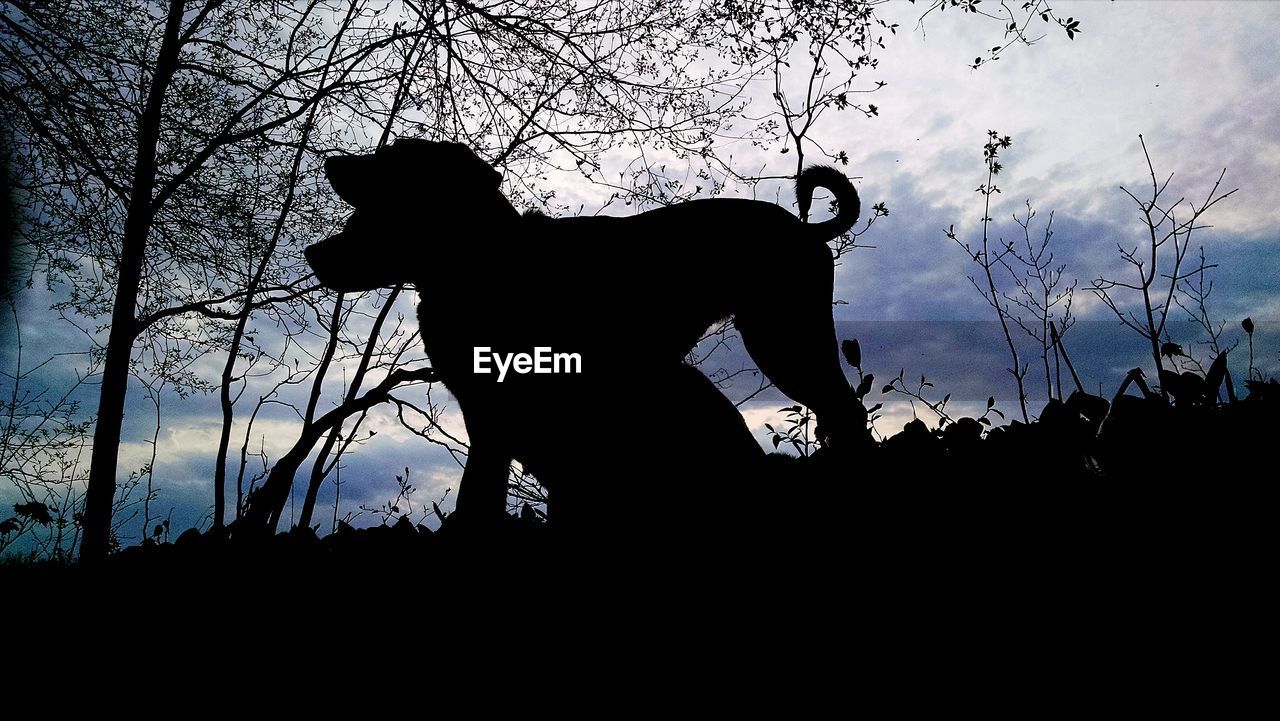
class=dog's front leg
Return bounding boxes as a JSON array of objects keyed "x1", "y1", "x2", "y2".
[{"x1": 452, "y1": 441, "x2": 512, "y2": 529}]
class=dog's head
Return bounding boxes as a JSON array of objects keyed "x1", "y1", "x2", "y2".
[{"x1": 306, "y1": 139, "x2": 512, "y2": 292}]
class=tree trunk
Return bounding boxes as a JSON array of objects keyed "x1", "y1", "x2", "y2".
[
  {"x1": 297, "y1": 428, "x2": 340, "y2": 531},
  {"x1": 80, "y1": 0, "x2": 186, "y2": 565},
  {"x1": 212, "y1": 308, "x2": 248, "y2": 528},
  {"x1": 237, "y1": 365, "x2": 436, "y2": 537}
]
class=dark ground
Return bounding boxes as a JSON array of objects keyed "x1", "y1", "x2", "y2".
[{"x1": 5, "y1": 384, "x2": 1272, "y2": 617}]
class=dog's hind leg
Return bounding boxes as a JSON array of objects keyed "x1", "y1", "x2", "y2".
[
  {"x1": 735, "y1": 268, "x2": 868, "y2": 448},
  {"x1": 738, "y1": 313, "x2": 867, "y2": 446}
]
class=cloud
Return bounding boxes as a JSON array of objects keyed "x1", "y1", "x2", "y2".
[{"x1": 844, "y1": 1, "x2": 1280, "y2": 234}]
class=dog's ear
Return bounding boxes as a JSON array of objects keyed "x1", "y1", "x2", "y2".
[
  {"x1": 394, "y1": 139, "x2": 504, "y2": 189},
  {"x1": 434, "y1": 141, "x2": 503, "y2": 189},
  {"x1": 326, "y1": 140, "x2": 436, "y2": 206},
  {"x1": 326, "y1": 140, "x2": 503, "y2": 207}
]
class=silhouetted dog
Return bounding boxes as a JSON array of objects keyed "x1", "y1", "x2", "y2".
[{"x1": 304, "y1": 139, "x2": 866, "y2": 531}]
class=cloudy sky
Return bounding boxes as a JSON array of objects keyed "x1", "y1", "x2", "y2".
[
  {"x1": 5, "y1": 0, "x2": 1278, "y2": 545},
  {"x1": 681, "y1": 0, "x2": 1279, "y2": 450}
]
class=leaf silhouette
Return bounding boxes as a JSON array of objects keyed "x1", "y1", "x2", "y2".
[
  {"x1": 841, "y1": 338, "x2": 861, "y2": 368},
  {"x1": 13, "y1": 502, "x2": 52, "y2": 526},
  {"x1": 1205, "y1": 351, "x2": 1228, "y2": 400}
]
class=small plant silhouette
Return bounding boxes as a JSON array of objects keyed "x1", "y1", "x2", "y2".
[
  {"x1": 765, "y1": 406, "x2": 819, "y2": 457},
  {"x1": 1089, "y1": 135, "x2": 1237, "y2": 401},
  {"x1": 946, "y1": 130, "x2": 1031, "y2": 423}
]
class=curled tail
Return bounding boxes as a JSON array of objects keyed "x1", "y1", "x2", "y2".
[{"x1": 796, "y1": 165, "x2": 860, "y2": 241}]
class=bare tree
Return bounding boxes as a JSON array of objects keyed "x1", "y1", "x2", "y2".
[
  {"x1": 1173, "y1": 246, "x2": 1239, "y2": 387},
  {"x1": 912, "y1": 0, "x2": 1081, "y2": 70},
  {"x1": 1006, "y1": 201, "x2": 1076, "y2": 401},
  {"x1": 1, "y1": 0, "x2": 418, "y2": 562},
  {"x1": 1089, "y1": 136, "x2": 1237, "y2": 400}
]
